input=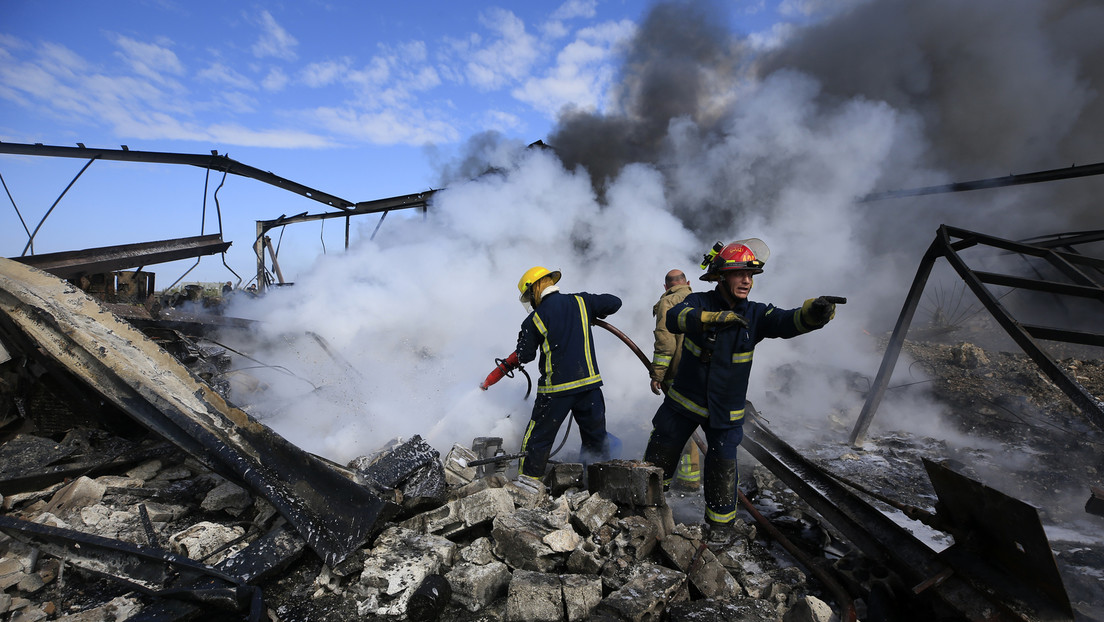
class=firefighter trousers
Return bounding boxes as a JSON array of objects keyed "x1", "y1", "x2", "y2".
[
  {"x1": 519, "y1": 388, "x2": 608, "y2": 479},
  {"x1": 644, "y1": 401, "x2": 744, "y2": 523}
]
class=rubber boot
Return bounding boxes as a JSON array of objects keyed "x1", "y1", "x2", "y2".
[
  {"x1": 703, "y1": 458, "x2": 739, "y2": 550},
  {"x1": 643, "y1": 439, "x2": 684, "y2": 491}
]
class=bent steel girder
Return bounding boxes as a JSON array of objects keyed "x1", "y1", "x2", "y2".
[
  {"x1": 0, "y1": 141, "x2": 355, "y2": 210},
  {"x1": 0, "y1": 258, "x2": 397, "y2": 565},
  {"x1": 861, "y1": 161, "x2": 1104, "y2": 202},
  {"x1": 12, "y1": 234, "x2": 231, "y2": 279},
  {"x1": 850, "y1": 225, "x2": 1104, "y2": 446}
]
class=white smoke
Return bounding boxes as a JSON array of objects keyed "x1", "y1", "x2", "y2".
[
  {"x1": 219, "y1": 71, "x2": 936, "y2": 464},
  {"x1": 222, "y1": 0, "x2": 1104, "y2": 470}
]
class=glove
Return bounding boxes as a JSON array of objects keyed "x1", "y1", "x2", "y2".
[
  {"x1": 700, "y1": 310, "x2": 748, "y2": 329},
  {"x1": 802, "y1": 297, "x2": 835, "y2": 326}
]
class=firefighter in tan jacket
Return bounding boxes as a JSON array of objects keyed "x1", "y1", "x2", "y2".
[{"x1": 650, "y1": 269, "x2": 700, "y2": 490}]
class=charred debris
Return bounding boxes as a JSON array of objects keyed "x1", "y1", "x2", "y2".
[{"x1": 1, "y1": 143, "x2": 1104, "y2": 621}]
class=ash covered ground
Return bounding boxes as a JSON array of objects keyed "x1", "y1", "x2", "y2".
[{"x1": 750, "y1": 310, "x2": 1104, "y2": 621}]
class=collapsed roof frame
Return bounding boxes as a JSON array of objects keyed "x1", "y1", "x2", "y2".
[
  {"x1": 253, "y1": 189, "x2": 436, "y2": 291},
  {"x1": 0, "y1": 141, "x2": 357, "y2": 209},
  {"x1": 850, "y1": 224, "x2": 1104, "y2": 446},
  {"x1": 0, "y1": 141, "x2": 442, "y2": 292}
]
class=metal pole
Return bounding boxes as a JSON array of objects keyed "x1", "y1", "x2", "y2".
[
  {"x1": 255, "y1": 222, "x2": 267, "y2": 293},
  {"x1": 849, "y1": 235, "x2": 942, "y2": 447},
  {"x1": 264, "y1": 236, "x2": 285, "y2": 285}
]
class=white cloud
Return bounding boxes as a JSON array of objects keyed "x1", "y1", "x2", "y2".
[
  {"x1": 262, "y1": 67, "x2": 289, "y2": 91},
  {"x1": 543, "y1": 0, "x2": 598, "y2": 38},
  {"x1": 252, "y1": 10, "x2": 298, "y2": 61},
  {"x1": 342, "y1": 43, "x2": 440, "y2": 106},
  {"x1": 513, "y1": 19, "x2": 635, "y2": 118},
  {"x1": 300, "y1": 58, "x2": 353, "y2": 88},
  {"x1": 310, "y1": 105, "x2": 460, "y2": 145},
  {"x1": 214, "y1": 90, "x2": 259, "y2": 114},
  {"x1": 0, "y1": 36, "x2": 332, "y2": 149},
  {"x1": 778, "y1": 0, "x2": 866, "y2": 19},
  {"x1": 198, "y1": 62, "x2": 256, "y2": 90},
  {"x1": 113, "y1": 35, "x2": 185, "y2": 84},
  {"x1": 551, "y1": 0, "x2": 597, "y2": 20},
  {"x1": 206, "y1": 123, "x2": 334, "y2": 148},
  {"x1": 346, "y1": 56, "x2": 391, "y2": 90},
  {"x1": 463, "y1": 8, "x2": 540, "y2": 90},
  {"x1": 482, "y1": 109, "x2": 523, "y2": 133},
  {"x1": 747, "y1": 21, "x2": 797, "y2": 51}
]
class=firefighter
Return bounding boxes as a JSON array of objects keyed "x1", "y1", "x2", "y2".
[
  {"x1": 642, "y1": 239, "x2": 836, "y2": 544},
  {"x1": 650, "y1": 269, "x2": 700, "y2": 491},
  {"x1": 514, "y1": 266, "x2": 622, "y2": 489}
]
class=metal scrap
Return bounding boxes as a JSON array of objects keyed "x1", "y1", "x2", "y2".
[{"x1": 0, "y1": 257, "x2": 398, "y2": 565}]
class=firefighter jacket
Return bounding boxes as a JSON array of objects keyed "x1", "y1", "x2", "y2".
[
  {"x1": 651, "y1": 282, "x2": 691, "y2": 384},
  {"x1": 664, "y1": 285, "x2": 823, "y2": 429},
  {"x1": 517, "y1": 290, "x2": 622, "y2": 396}
]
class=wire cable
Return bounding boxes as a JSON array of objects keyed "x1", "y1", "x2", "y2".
[
  {"x1": 0, "y1": 170, "x2": 32, "y2": 241},
  {"x1": 21, "y1": 155, "x2": 99, "y2": 256}
]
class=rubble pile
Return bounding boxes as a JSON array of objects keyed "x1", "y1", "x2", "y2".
[
  {"x1": 3, "y1": 258, "x2": 1102, "y2": 620},
  {"x1": 0, "y1": 431, "x2": 839, "y2": 622}
]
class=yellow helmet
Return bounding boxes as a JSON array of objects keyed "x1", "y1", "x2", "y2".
[{"x1": 518, "y1": 266, "x2": 561, "y2": 302}]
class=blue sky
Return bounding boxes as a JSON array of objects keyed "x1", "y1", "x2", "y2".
[{"x1": 0, "y1": 0, "x2": 808, "y2": 285}]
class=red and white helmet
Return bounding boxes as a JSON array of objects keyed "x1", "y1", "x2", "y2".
[{"x1": 700, "y1": 238, "x2": 770, "y2": 281}]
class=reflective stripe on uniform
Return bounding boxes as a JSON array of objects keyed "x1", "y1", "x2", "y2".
[
  {"x1": 729, "y1": 407, "x2": 745, "y2": 422},
  {"x1": 534, "y1": 296, "x2": 603, "y2": 394},
  {"x1": 706, "y1": 507, "x2": 736, "y2": 523},
  {"x1": 537, "y1": 374, "x2": 601, "y2": 393},
  {"x1": 683, "y1": 338, "x2": 702, "y2": 358},
  {"x1": 677, "y1": 306, "x2": 692, "y2": 332},
  {"x1": 668, "y1": 387, "x2": 708, "y2": 417},
  {"x1": 731, "y1": 350, "x2": 753, "y2": 364},
  {"x1": 652, "y1": 352, "x2": 672, "y2": 366},
  {"x1": 575, "y1": 296, "x2": 597, "y2": 378},
  {"x1": 517, "y1": 419, "x2": 537, "y2": 474},
  {"x1": 792, "y1": 308, "x2": 812, "y2": 333},
  {"x1": 532, "y1": 312, "x2": 553, "y2": 386},
  {"x1": 676, "y1": 454, "x2": 700, "y2": 481}
]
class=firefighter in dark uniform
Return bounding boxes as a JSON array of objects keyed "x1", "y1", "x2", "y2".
[
  {"x1": 515, "y1": 266, "x2": 622, "y2": 487},
  {"x1": 643, "y1": 239, "x2": 837, "y2": 542}
]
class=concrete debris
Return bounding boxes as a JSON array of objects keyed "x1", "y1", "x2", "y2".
[
  {"x1": 783, "y1": 594, "x2": 835, "y2": 622},
  {"x1": 168, "y1": 521, "x2": 247, "y2": 564},
  {"x1": 592, "y1": 561, "x2": 689, "y2": 621},
  {"x1": 2, "y1": 418, "x2": 859, "y2": 622},
  {"x1": 199, "y1": 478, "x2": 253, "y2": 515},
  {"x1": 660, "y1": 524, "x2": 741, "y2": 599},
  {"x1": 445, "y1": 559, "x2": 510, "y2": 612},
  {"x1": 505, "y1": 569, "x2": 602, "y2": 622}
]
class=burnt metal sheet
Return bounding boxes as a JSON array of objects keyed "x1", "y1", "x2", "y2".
[
  {"x1": 0, "y1": 257, "x2": 398, "y2": 565},
  {"x1": 0, "y1": 438, "x2": 174, "y2": 497},
  {"x1": 0, "y1": 514, "x2": 257, "y2": 609},
  {"x1": 851, "y1": 225, "x2": 1104, "y2": 446},
  {"x1": 924, "y1": 459, "x2": 1073, "y2": 620},
  {"x1": 11, "y1": 234, "x2": 231, "y2": 279},
  {"x1": 130, "y1": 523, "x2": 306, "y2": 622},
  {"x1": 742, "y1": 410, "x2": 1069, "y2": 621}
]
